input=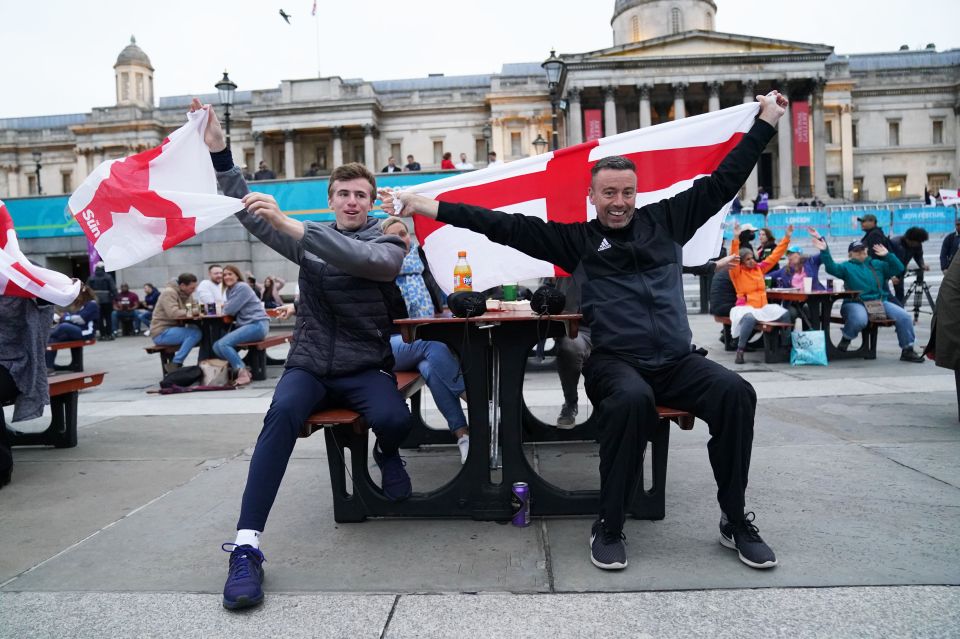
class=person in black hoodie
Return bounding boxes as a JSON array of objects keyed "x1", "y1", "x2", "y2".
[
  {"x1": 858, "y1": 213, "x2": 894, "y2": 258},
  {"x1": 86, "y1": 263, "x2": 116, "y2": 340},
  {"x1": 384, "y1": 91, "x2": 789, "y2": 574}
]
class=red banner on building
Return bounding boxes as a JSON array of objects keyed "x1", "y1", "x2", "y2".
[
  {"x1": 584, "y1": 109, "x2": 603, "y2": 141},
  {"x1": 792, "y1": 100, "x2": 810, "y2": 167}
]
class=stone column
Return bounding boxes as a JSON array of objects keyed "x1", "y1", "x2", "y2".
[
  {"x1": 840, "y1": 105, "x2": 855, "y2": 200},
  {"x1": 567, "y1": 89, "x2": 582, "y2": 145},
  {"x1": 283, "y1": 130, "x2": 296, "y2": 178},
  {"x1": 331, "y1": 127, "x2": 344, "y2": 168},
  {"x1": 75, "y1": 150, "x2": 88, "y2": 182},
  {"x1": 777, "y1": 93, "x2": 795, "y2": 200},
  {"x1": 603, "y1": 86, "x2": 617, "y2": 136},
  {"x1": 708, "y1": 82, "x2": 721, "y2": 112},
  {"x1": 811, "y1": 80, "x2": 827, "y2": 200},
  {"x1": 672, "y1": 83, "x2": 687, "y2": 120},
  {"x1": 742, "y1": 81, "x2": 759, "y2": 200},
  {"x1": 638, "y1": 84, "x2": 652, "y2": 128},
  {"x1": 3, "y1": 166, "x2": 19, "y2": 198},
  {"x1": 363, "y1": 124, "x2": 375, "y2": 172},
  {"x1": 253, "y1": 132, "x2": 264, "y2": 169},
  {"x1": 955, "y1": 104, "x2": 960, "y2": 183}
]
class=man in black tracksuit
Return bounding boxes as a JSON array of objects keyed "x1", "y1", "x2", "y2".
[{"x1": 384, "y1": 92, "x2": 789, "y2": 572}]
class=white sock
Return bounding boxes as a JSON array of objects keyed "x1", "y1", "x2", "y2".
[{"x1": 235, "y1": 529, "x2": 262, "y2": 548}]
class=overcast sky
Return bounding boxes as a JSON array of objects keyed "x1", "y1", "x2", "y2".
[{"x1": 1, "y1": 0, "x2": 956, "y2": 119}]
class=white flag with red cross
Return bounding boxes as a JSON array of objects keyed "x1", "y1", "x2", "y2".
[
  {"x1": 940, "y1": 189, "x2": 960, "y2": 207},
  {"x1": 0, "y1": 200, "x2": 80, "y2": 306},
  {"x1": 407, "y1": 103, "x2": 761, "y2": 293},
  {"x1": 67, "y1": 109, "x2": 243, "y2": 271}
]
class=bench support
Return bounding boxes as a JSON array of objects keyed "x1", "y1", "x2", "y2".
[
  {"x1": 242, "y1": 349, "x2": 268, "y2": 381},
  {"x1": 52, "y1": 345, "x2": 85, "y2": 373},
  {"x1": 7, "y1": 391, "x2": 79, "y2": 449}
]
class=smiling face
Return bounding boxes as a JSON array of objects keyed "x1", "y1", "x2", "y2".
[
  {"x1": 758, "y1": 230, "x2": 769, "y2": 245},
  {"x1": 208, "y1": 266, "x2": 223, "y2": 284},
  {"x1": 330, "y1": 177, "x2": 374, "y2": 231},
  {"x1": 589, "y1": 168, "x2": 637, "y2": 230},
  {"x1": 787, "y1": 253, "x2": 803, "y2": 269},
  {"x1": 222, "y1": 269, "x2": 238, "y2": 288}
]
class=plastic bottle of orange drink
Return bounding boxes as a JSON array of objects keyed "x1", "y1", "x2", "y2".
[{"x1": 453, "y1": 251, "x2": 473, "y2": 292}]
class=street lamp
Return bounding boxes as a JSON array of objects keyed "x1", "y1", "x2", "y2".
[
  {"x1": 532, "y1": 134, "x2": 548, "y2": 156},
  {"x1": 32, "y1": 150, "x2": 42, "y2": 195},
  {"x1": 541, "y1": 49, "x2": 566, "y2": 151},
  {"x1": 482, "y1": 123, "x2": 492, "y2": 159},
  {"x1": 215, "y1": 70, "x2": 237, "y2": 147}
]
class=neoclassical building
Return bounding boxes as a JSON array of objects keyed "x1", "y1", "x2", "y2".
[{"x1": 2, "y1": 0, "x2": 957, "y2": 206}]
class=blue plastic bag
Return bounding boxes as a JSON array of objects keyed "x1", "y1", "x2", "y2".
[{"x1": 790, "y1": 330, "x2": 828, "y2": 366}]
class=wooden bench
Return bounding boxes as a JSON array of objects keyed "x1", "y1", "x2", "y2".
[
  {"x1": 4, "y1": 371, "x2": 106, "y2": 449},
  {"x1": 829, "y1": 314, "x2": 897, "y2": 360},
  {"x1": 714, "y1": 316, "x2": 792, "y2": 363},
  {"x1": 145, "y1": 344, "x2": 178, "y2": 376},
  {"x1": 300, "y1": 370, "x2": 694, "y2": 523},
  {"x1": 46, "y1": 338, "x2": 96, "y2": 372},
  {"x1": 239, "y1": 331, "x2": 293, "y2": 381}
]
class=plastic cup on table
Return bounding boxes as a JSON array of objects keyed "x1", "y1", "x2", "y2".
[
  {"x1": 502, "y1": 283, "x2": 518, "y2": 302},
  {"x1": 834, "y1": 280, "x2": 844, "y2": 293},
  {"x1": 764, "y1": 277, "x2": 773, "y2": 290},
  {"x1": 803, "y1": 277, "x2": 813, "y2": 293}
]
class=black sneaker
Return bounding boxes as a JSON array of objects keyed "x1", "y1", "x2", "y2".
[
  {"x1": 373, "y1": 445, "x2": 412, "y2": 501},
  {"x1": 589, "y1": 519, "x2": 627, "y2": 570},
  {"x1": 837, "y1": 337, "x2": 851, "y2": 352},
  {"x1": 900, "y1": 348, "x2": 925, "y2": 363},
  {"x1": 221, "y1": 543, "x2": 265, "y2": 610},
  {"x1": 719, "y1": 511, "x2": 778, "y2": 569}
]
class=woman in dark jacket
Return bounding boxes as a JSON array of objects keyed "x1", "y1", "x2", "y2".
[
  {"x1": 45, "y1": 285, "x2": 99, "y2": 369},
  {"x1": 757, "y1": 227, "x2": 779, "y2": 264},
  {"x1": 925, "y1": 252, "x2": 959, "y2": 421}
]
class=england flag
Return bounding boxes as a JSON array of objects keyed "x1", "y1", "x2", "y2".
[
  {"x1": 0, "y1": 200, "x2": 80, "y2": 306},
  {"x1": 406, "y1": 102, "x2": 761, "y2": 293}
]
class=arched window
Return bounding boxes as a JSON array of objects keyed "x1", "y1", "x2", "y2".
[
  {"x1": 706, "y1": 11, "x2": 713, "y2": 30},
  {"x1": 671, "y1": 7, "x2": 683, "y2": 34},
  {"x1": 631, "y1": 15, "x2": 640, "y2": 41}
]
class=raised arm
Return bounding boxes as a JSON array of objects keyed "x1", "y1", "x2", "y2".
[
  {"x1": 381, "y1": 190, "x2": 585, "y2": 274},
  {"x1": 652, "y1": 91, "x2": 787, "y2": 245}
]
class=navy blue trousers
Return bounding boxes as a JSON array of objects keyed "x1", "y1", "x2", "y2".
[{"x1": 237, "y1": 366, "x2": 411, "y2": 531}]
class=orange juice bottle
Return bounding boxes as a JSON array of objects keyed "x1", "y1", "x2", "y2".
[{"x1": 453, "y1": 251, "x2": 473, "y2": 292}]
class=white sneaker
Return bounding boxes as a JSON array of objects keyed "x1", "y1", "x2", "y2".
[{"x1": 457, "y1": 435, "x2": 469, "y2": 464}]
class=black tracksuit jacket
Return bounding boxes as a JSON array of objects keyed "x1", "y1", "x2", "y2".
[{"x1": 436, "y1": 119, "x2": 776, "y2": 371}]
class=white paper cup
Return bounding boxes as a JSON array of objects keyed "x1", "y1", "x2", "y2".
[
  {"x1": 834, "y1": 280, "x2": 844, "y2": 293},
  {"x1": 803, "y1": 277, "x2": 813, "y2": 293}
]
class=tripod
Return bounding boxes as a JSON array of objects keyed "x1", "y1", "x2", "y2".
[{"x1": 903, "y1": 268, "x2": 936, "y2": 324}]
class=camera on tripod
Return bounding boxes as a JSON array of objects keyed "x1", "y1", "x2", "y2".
[{"x1": 906, "y1": 267, "x2": 925, "y2": 283}]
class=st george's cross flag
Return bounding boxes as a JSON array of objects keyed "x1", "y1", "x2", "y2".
[
  {"x1": 67, "y1": 109, "x2": 242, "y2": 271},
  {"x1": 940, "y1": 188, "x2": 960, "y2": 207},
  {"x1": 405, "y1": 102, "x2": 762, "y2": 293},
  {"x1": 0, "y1": 200, "x2": 80, "y2": 305}
]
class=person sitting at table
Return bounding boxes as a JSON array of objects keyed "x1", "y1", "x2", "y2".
[
  {"x1": 45, "y1": 285, "x2": 99, "y2": 370},
  {"x1": 259, "y1": 276, "x2": 286, "y2": 310},
  {"x1": 213, "y1": 265, "x2": 271, "y2": 386},
  {"x1": 111, "y1": 283, "x2": 141, "y2": 336},
  {"x1": 136, "y1": 283, "x2": 160, "y2": 336},
  {"x1": 381, "y1": 217, "x2": 470, "y2": 462},
  {"x1": 194, "y1": 98, "x2": 412, "y2": 611},
  {"x1": 196, "y1": 264, "x2": 224, "y2": 308},
  {"x1": 728, "y1": 222, "x2": 793, "y2": 364},
  {"x1": 756, "y1": 227, "x2": 779, "y2": 265},
  {"x1": 767, "y1": 244, "x2": 824, "y2": 291},
  {"x1": 383, "y1": 90, "x2": 790, "y2": 574},
  {"x1": 150, "y1": 273, "x2": 202, "y2": 373},
  {"x1": 810, "y1": 234, "x2": 925, "y2": 363}
]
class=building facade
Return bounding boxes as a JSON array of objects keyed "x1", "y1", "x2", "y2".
[{"x1": 1, "y1": 2, "x2": 957, "y2": 285}]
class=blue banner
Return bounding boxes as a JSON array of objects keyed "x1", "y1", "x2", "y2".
[
  {"x1": 828, "y1": 210, "x2": 892, "y2": 237},
  {"x1": 891, "y1": 207, "x2": 957, "y2": 234},
  {"x1": 767, "y1": 211, "x2": 830, "y2": 236},
  {"x1": 5, "y1": 171, "x2": 454, "y2": 239}
]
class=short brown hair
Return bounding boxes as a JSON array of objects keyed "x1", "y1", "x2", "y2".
[
  {"x1": 327, "y1": 163, "x2": 377, "y2": 200},
  {"x1": 381, "y1": 217, "x2": 406, "y2": 234}
]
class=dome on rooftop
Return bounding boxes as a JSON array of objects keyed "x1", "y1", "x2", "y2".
[{"x1": 114, "y1": 36, "x2": 153, "y2": 70}]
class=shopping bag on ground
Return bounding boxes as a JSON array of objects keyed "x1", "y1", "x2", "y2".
[
  {"x1": 200, "y1": 358, "x2": 231, "y2": 386},
  {"x1": 790, "y1": 330, "x2": 828, "y2": 366}
]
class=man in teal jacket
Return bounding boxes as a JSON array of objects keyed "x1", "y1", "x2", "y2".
[{"x1": 812, "y1": 235, "x2": 925, "y2": 362}]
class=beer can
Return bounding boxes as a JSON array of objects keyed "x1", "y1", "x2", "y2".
[{"x1": 511, "y1": 482, "x2": 530, "y2": 527}]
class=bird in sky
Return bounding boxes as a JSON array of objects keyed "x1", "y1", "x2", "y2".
[{"x1": 279, "y1": 9, "x2": 292, "y2": 24}]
